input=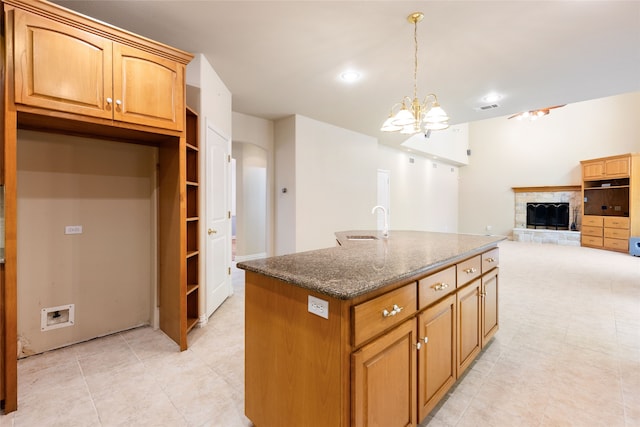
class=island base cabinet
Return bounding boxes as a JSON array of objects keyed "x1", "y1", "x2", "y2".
[
  {"x1": 352, "y1": 318, "x2": 418, "y2": 427},
  {"x1": 417, "y1": 294, "x2": 457, "y2": 420}
]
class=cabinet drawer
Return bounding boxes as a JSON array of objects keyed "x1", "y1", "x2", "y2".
[
  {"x1": 581, "y1": 225, "x2": 603, "y2": 237},
  {"x1": 457, "y1": 255, "x2": 481, "y2": 287},
  {"x1": 353, "y1": 283, "x2": 417, "y2": 347},
  {"x1": 604, "y1": 238, "x2": 628, "y2": 251},
  {"x1": 418, "y1": 266, "x2": 456, "y2": 309},
  {"x1": 582, "y1": 216, "x2": 603, "y2": 227},
  {"x1": 481, "y1": 248, "x2": 499, "y2": 273},
  {"x1": 603, "y1": 217, "x2": 630, "y2": 229},
  {"x1": 582, "y1": 235, "x2": 603, "y2": 247},
  {"x1": 604, "y1": 227, "x2": 629, "y2": 239}
]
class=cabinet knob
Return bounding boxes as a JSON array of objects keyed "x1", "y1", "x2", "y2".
[
  {"x1": 433, "y1": 282, "x2": 449, "y2": 291},
  {"x1": 115, "y1": 99, "x2": 122, "y2": 106},
  {"x1": 106, "y1": 97, "x2": 113, "y2": 104},
  {"x1": 415, "y1": 342, "x2": 422, "y2": 350},
  {"x1": 382, "y1": 304, "x2": 403, "y2": 318}
]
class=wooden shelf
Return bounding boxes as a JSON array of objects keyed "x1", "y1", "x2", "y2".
[
  {"x1": 184, "y1": 107, "x2": 200, "y2": 342},
  {"x1": 584, "y1": 185, "x2": 629, "y2": 191}
]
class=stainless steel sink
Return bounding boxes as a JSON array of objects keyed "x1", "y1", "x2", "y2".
[{"x1": 346, "y1": 235, "x2": 378, "y2": 241}]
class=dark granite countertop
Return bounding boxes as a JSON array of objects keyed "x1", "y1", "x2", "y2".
[{"x1": 237, "y1": 230, "x2": 506, "y2": 300}]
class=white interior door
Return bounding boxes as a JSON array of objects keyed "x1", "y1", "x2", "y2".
[
  {"x1": 205, "y1": 120, "x2": 232, "y2": 317},
  {"x1": 377, "y1": 169, "x2": 390, "y2": 231}
]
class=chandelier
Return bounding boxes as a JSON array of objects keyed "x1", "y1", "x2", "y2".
[{"x1": 381, "y1": 12, "x2": 449, "y2": 135}]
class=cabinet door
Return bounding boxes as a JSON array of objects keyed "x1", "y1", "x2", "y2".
[
  {"x1": 582, "y1": 161, "x2": 604, "y2": 180},
  {"x1": 604, "y1": 157, "x2": 630, "y2": 178},
  {"x1": 113, "y1": 43, "x2": 184, "y2": 131},
  {"x1": 456, "y1": 279, "x2": 481, "y2": 378},
  {"x1": 352, "y1": 319, "x2": 417, "y2": 427},
  {"x1": 417, "y1": 294, "x2": 456, "y2": 420},
  {"x1": 481, "y1": 269, "x2": 499, "y2": 347},
  {"x1": 13, "y1": 9, "x2": 113, "y2": 120}
]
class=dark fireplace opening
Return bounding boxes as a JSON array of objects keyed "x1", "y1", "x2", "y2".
[{"x1": 526, "y1": 203, "x2": 570, "y2": 230}]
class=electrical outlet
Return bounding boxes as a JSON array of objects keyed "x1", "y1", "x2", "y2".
[
  {"x1": 65, "y1": 225, "x2": 83, "y2": 235},
  {"x1": 308, "y1": 296, "x2": 329, "y2": 319}
]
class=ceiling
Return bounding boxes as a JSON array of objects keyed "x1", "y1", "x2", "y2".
[{"x1": 54, "y1": 1, "x2": 640, "y2": 147}]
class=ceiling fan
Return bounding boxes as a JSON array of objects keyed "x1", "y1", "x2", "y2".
[{"x1": 508, "y1": 105, "x2": 566, "y2": 120}]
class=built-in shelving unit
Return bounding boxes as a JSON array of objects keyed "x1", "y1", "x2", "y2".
[
  {"x1": 185, "y1": 107, "x2": 200, "y2": 333},
  {"x1": 581, "y1": 153, "x2": 639, "y2": 252}
]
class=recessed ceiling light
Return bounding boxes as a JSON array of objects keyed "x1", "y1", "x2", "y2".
[
  {"x1": 482, "y1": 93, "x2": 502, "y2": 103},
  {"x1": 340, "y1": 70, "x2": 361, "y2": 83}
]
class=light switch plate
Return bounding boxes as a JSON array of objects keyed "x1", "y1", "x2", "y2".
[{"x1": 308, "y1": 295, "x2": 329, "y2": 319}]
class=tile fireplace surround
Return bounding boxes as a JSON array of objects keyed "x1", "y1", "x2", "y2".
[{"x1": 512, "y1": 186, "x2": 581, "y2": 246}]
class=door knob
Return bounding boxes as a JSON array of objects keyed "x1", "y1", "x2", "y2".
[{"x1": 208, "y1": 228, "x2": 217, "y2": 235}]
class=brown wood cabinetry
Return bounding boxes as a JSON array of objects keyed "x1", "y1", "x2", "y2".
[
  {"x1": 12, "y1": 5, "x2": 185, "y2": 132},
  {"x1": 1, "y1": 0, "x2": 193, "y2": 412},
  {"x1": 245, "y1": 245, "x2": 500, "y2": 427},
  {"x1": 581, "y1": 153, "x2": 639, "y2": 252}
]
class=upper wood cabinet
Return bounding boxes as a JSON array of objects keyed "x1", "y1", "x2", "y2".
[
  {"x1": 12, "y1": 8, "x2": 185, "y2": 132},
  {"x1": 581, "y1": 155, "x2": 630, "y2": 180}
]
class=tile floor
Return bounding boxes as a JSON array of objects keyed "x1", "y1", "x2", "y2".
[{"x1": 0, "y1": 240, "x2": 638, "y2": 426}]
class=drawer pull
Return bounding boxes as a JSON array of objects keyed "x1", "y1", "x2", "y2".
[
  {"x1": 485, "y1": 257, "x2": 495, "y2": 263},
  {"x1": 432, "y1": 282, "x2": 449, "y2": 291},
  {"x1": 464, "y1": 267, "x2": 477, "y2": 274},
  {"x1": 382, "y1": 304, "x2": 403, "y2": 317}
]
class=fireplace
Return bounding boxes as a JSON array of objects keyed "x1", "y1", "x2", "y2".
[{"x1": 526, "y1": 202, "x2": 570, "y2": 230}]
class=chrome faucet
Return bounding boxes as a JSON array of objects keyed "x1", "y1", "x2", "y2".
[{"x1": 371, "y1": 205, "x2": 389, "y2": 238}]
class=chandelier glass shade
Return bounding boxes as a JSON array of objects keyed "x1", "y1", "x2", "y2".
[{"x1": 381, "y1": 12, "x2": 449, "y2": 135}]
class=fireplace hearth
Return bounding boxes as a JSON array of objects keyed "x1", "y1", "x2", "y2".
[{"x1": 526, "y1": 202, "x2": 570, "y2": 230}]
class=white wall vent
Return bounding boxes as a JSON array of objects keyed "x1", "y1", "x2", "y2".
[{"x1": 476, "y1": 104, "x2": 500, "y2": 111}]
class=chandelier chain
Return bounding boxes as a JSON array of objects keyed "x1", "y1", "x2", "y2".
[{"x1": 413, "y1": 18, "x2": 418, "y2": 101}]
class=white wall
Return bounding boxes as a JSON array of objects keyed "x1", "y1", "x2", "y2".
[
  {"x1": 232, "y1": 142, "x2": 267, "y2": 259},
  {"x1": 274, "y1": 116, "x2": 297, "y2": 255},
  {"x1": 459, "y1": 92, "x2": 640, "y2": 237},
  {"x1": 274, "y1": 115, "x2": 379, "y2": 253},
  {"x1": 232, "y1": 112, "x2": 275, "y2": 256},
  {"x1": 295, "y1": 116, "x2": 378, "y2": 251},
  {"x1": 377, "y1": 145, "x2": 459, "y2": 232},
  {"x1": 401, "y1": 123, "x2": 470, "y2": 166}
]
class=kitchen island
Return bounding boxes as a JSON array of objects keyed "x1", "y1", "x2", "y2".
[{"x1": 238, "y1": 231, "x2": 505, "y2": 427}]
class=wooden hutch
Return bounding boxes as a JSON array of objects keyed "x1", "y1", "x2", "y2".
[{"x1": 581, "y1": 153, "x2": 640, "y2": 252}]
